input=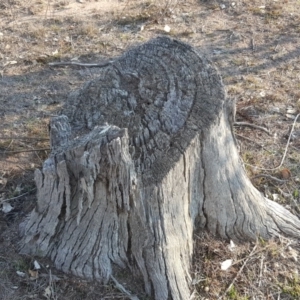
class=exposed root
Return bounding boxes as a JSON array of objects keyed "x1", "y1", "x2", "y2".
[{"x1": 265, "y1": 198, "x2": 300, "y2": 238}]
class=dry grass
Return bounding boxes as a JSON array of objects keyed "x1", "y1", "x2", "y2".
[
  {"x1": 0, "y1": 0, "x2": 300, "y2": 299},
  {"x1": 192, "y1": 232, "x2": 300, "y2": 299}
]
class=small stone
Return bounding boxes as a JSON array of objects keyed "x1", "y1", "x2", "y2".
[
  {"x1": 286, "y1": 107, "x2": 297, "y2": 114},
  {"x1": 16, "y1": 271, "x2": 26, "y2": 277},
  {"x1": 286, "y1": 113, "x2": 296, "y2": 119},
  {"x1": 164, "y1": 25, "x2": 171, "y2": 33},
  {"x1": 228, "y1": 240, "x2": 236, "y2": 251},
  {"x1": 221, "y1": 259, "x2": 232, "y2": 270},
  {"x1": 2, "y1": 202, "x2": 13, "y2": 213},
  {"x1": 288, "y1": 246, "x2": 298, "y2": 262},
  {"x1": 34, "y1": 260, "x2": 41, "y2": 270}
]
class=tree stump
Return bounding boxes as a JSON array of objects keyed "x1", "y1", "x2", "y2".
[{"x1": 20, "y1": 37, "x2": 300, "y2": 300}]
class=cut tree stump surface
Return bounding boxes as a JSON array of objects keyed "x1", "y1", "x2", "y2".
[{"x1": 20, "y1": 37, "x2": 300, "y2": 300}]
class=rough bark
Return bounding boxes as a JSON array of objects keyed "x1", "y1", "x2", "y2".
[{"x1": 20, "y1": 37, "x2": 300, "y2": 300}]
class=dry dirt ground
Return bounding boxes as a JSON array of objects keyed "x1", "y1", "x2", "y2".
[{"x1": 1, "y1": 0, "x2": 300, "y2": 299}]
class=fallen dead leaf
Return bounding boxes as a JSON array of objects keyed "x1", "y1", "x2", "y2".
[
  {"x1": 16, "y1": 271, "x2": 26, "y2": 277},
  {"x1": 228, "y1": 240, "x2": 236, "y2": 252},
  {"x1": 221, "y1": 259, "x2": 233, "y2": 271},
  {"x1": 34, "y1": 260, "x2": 41, "y2": 270},
  {"x1": 280, "y1": 168, "x2": 291, "y2": 179},
  {"x1": 164, "y1": 25, "x2": 171, "y2": 33},
  {"x1": 2, "y1": 202, "x2": 13, "y2": 213},
  {"x1": 28, "y1": 269, "x2": 39, "y2": 279}
]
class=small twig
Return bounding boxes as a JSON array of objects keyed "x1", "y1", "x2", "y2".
[
  {"x1": 243, "y1": 113, "x2": 300, "y2": 171},
  {"x1": 16, "y1": 140, "x2": 44, "y2": 164},
  {"x1": 48, "y1": 61, "x2": 113, "y2": 68},
  {"x1": 0, "y1": 136, "x2": 49, "y2": 141},
  {"x1": 189, "y1": 289, "x2": 199, "y2": 300},
  {"x1": 251, "y1": 37, "x2": 256, "y2": 51},
  {"x1": 110, "y1": 275, "x2": 139, "y2": 300},
  {"x1": 44, "y1": 0, "x2": 50, "y2": 19},
  {"x1": 48, "y1": 269, "x2": 58, "y2": 300},
  {"x1": 229, "y1": 33, "x2": 233, "y2": 44},
  {"x1": 235, "y1": 133, "x2": 272, "y2": 153},
  {"x1": 235, "y1": 133, "x2": 256, "y2": 144},
  {"x1": 251, "y1": 174, "x2": 288, "y2": 184},
  {"x1": 218, "y1": 244, "x2": 257, "y2": 300},
  {"x1": 234, "y1": 122, "x2": 270, "y2": 135},
  {"x1": 258, "y1": 255, "x2": 264, "y2": 287},
  {"x1": 0, "y1": 148, "x2": 50, "y2": 154},
  {"x1": 1, "y1": 188, "x2": 37, "y2": 203},
  {"x1": 4, "y1": 139, "x2": 14, "y2": 152}
]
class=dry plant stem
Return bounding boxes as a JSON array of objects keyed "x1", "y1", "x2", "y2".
[
  {"x1": 244, "y1": 113, "x2": 300, "y2": 171},
  {"x1": 110, "y1": 275, "x2": 140, "y2": 300},
  {"x1": 44, "y1": 0, "x2": 50, "y2": 19},
  {"x1": 272, "y1": 185, "x2": 291, "y2": 198},
  {"x1": 218, "y1": 244, "x2": 258, "y2": 300},
  {"x1": 234, "y1": 122, "x2": 270, "y2": 135},
  {"x1": 48, "y1": 61, "x2": 114, "y2": 68},
  {"x1": 258, "y1": 255, "x2": 264, "y2": 287},
  {"x1": 189, "y1": 290, "x2": 198, "y2": 300},
  {"x1": 48, "y1": 269, "x2": 54, "y2": 300},
  {"x1": 5, "y1": 139, "x2": 13, "y2": 151},
  {"x1": 0, "y1": 148, "x2": 50, "y2": 154},
  {"x1": 251, "y1": 35, "x2": 256, "y2": 51},
  {"x1": 251, "y1": 174, "x2": 288, "y2": 184},
  {"x1": 17, "y1": 140, "x2": 44, "y2": 164},
  {"x1": 235, "y1": 133, "x2": 272, "y2": 153},
  {"x1": 233, "y1": 243, "x2": 279, "y2": 265},
  {"x1": 0, "y1": 137, "x2": 49, "y2": 141},
  {"x1": 1, "y1": 188, "x2": 37, "y2": 202}
]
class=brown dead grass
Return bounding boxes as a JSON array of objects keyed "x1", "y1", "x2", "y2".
[
  {"x1": 0, "y1": 0, "x2": 300, "y2": 299},
  {"x1": 193, "y1": 232, "x2": 300, "y2": 299}
]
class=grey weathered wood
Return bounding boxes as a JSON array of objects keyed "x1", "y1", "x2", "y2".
[
  {"x1": 49, "y1": 115, "x2": 71, "y2": 149},
  {"x1": 20, "y1": 37, "x2": 300, "y2": 300}
]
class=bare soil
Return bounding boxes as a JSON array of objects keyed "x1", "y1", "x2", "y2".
[{"x1": 0, "y1": 0, "x2": 300, "y2": 299}]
